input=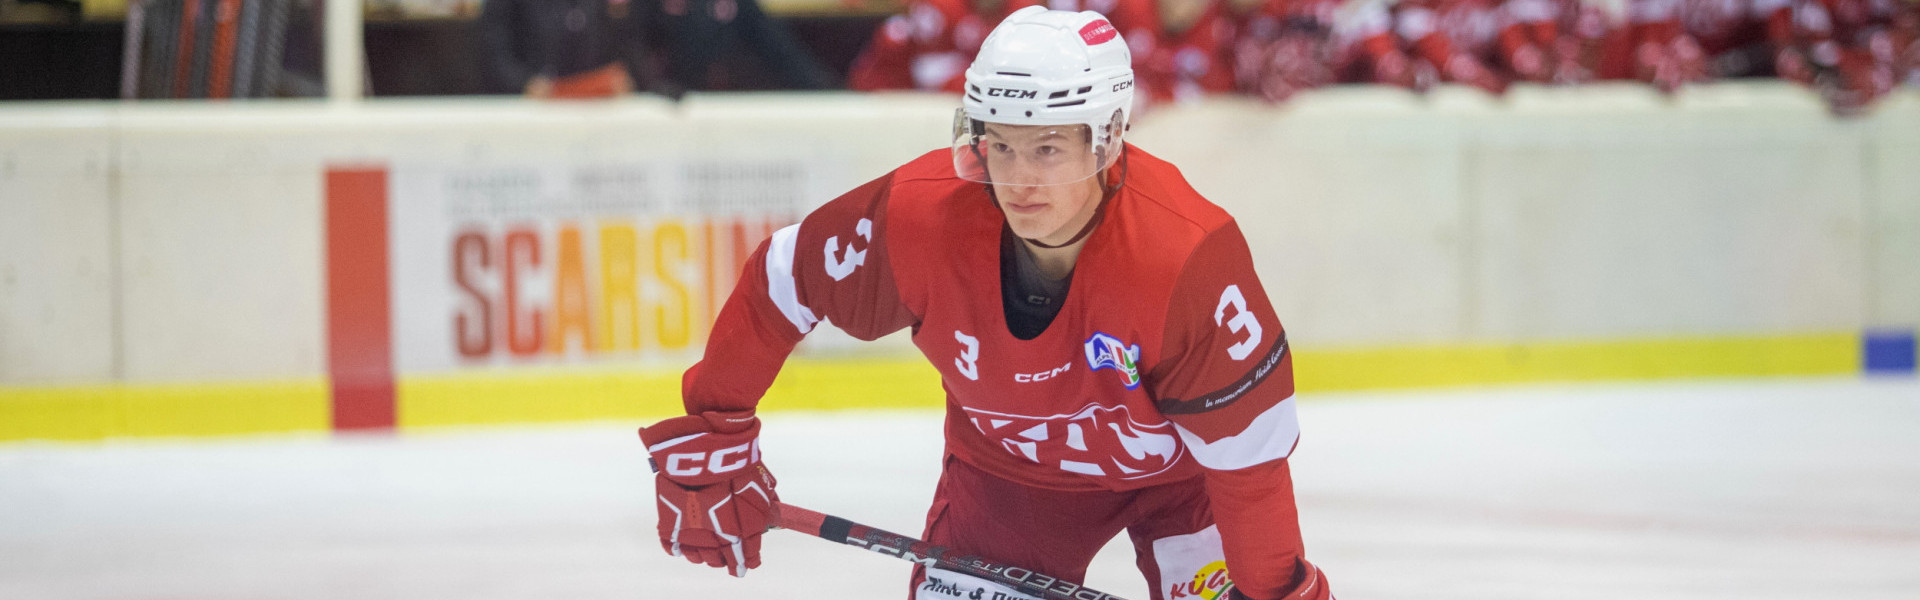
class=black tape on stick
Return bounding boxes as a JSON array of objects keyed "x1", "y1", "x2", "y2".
[{"x1": 820, "y1": 515, "x2": 854, "y2": 543}]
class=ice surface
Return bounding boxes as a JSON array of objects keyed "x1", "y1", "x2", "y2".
[{"x1": 2, "y1": 377, "x2": 1917, "y2": 600}]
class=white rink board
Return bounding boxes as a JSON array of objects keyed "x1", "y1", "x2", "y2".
[
  {"x1": 2, "y1": 86, "x2": 1918, "y2": 385},
  {"x1": 2, "y1": 378, "x2": 1917, "y2": 600},
  {"x1": 0, "y1": 107, "x2": 116, "y2": 382}
]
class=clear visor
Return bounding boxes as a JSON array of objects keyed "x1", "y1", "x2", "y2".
[{"x1": 951, "y1": 108, "x2": 1118, "y2": 188}]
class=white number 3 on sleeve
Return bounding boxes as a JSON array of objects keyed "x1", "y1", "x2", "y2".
[
  {"x1": 1214, "y1": 284, "x2": 1262, "y2": 361},
  {"x1": 823, "y1": 218, "x2": 873, "y2": 281}
]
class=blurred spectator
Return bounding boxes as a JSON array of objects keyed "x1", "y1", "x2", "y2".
[
  {"x1": 1899, "y1": 0, "x2": 1920, "y2": 86},
  {"x1": 1596, "y1": 0, "x2": 1711, "y2": 92},
  {"x1": 847, "y1": 0, "x2": 1041, "y2": 91},
  {"x1": 0, "y1": 0, "x2": 80, "y2": 23},
  {"x1": 1114, "y1": 0, "x2": 1239, "y2": 107},
  {"x1": 641, "y1": 0, "x2": 838, "y2": 90},
  {"x1": 1231, "y1": 0, "x2": 1353, "y2": 101},
  {"x1": 1231, "y1": 0, "x2": 1328, "y2": 101},
  {"x1": 1551, "y1": 0, "x2": 1615, "y2": 82},
  {"x1": 1498, "y1": 0, "x2": 1555, "y2": 82},
  {"x1": 479, "y1": 0, "x2": 671, "y2": 97},
  {"x1": 1345, "y1": 0, "x2": 1434, "y2": 89},
  {"x1": 1779, "y1": 0, "x2": 1912, "y2": 112},
  {"x1": 1489, "y1": 0, "x2": 1597, "y2": 83},
  {"x1": 1391, "y1": 0, "x2": 1511, "y2": 93},
  {"x1": 119, "y1": 0, "x2": 322, "y2": 98},
  {"x1": 1046, "y1": 0, "x2": 1123, "y2": 18},
  {"x1": 1681, "y1": 0, "x2": 1773, "y2": 77},
  {"x1": 829, "y1": 0, "x2": 1919, "y2": 112}
]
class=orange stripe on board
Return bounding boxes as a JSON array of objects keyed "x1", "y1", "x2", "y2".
[{"x1": 326, "y1": 168, "x2": 395, "y2": 431}]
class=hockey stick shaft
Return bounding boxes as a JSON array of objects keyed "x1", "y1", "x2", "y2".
[{"x1": 774, "y1": 501, "x2": 1132, "y2": 600}]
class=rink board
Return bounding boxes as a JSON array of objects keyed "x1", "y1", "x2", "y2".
[
  {"x1": 4, "y1": 88, "x2": 1918, "y2": 442},
  {"x1": 1, "y1": 329, "x2": 1904, "y2": 441}
]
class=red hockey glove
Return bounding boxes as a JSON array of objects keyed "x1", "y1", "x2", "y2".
[{"x1": 640, "y1": 410, "x2": 779, "y2": 577}]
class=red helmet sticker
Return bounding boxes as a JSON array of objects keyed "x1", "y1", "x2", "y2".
[{"x1": 1079, "y1": 20, "x2": 1117, "y2": 45}]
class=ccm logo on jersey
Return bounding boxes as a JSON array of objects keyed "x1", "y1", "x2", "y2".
[
  {"x1": 1015, "y1": 361, "x2": 1071, "y2": 383},
  {"x1": 986, "y1": 87, "x2": 1038, "y2": 99},
  {"x1": 661, "y1": 440, "x2": 758, "y2": 477}
]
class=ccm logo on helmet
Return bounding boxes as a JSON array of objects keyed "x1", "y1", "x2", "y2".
[
  {"x1": 987, "y1": 88, "x2": 1038, "y2": 99},
  {"x1": 663, "y1": 441, "x2": 756, "y2": 477},
  {"x1": 1112, "y1": 80, "x2": 1133, "y2": 92},
  {"x1": 1079, "y1": 20, "x2": 1117, "y2": 45}
]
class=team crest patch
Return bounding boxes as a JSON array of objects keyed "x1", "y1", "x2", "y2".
[{"x1": 1084, "y1": 332, "x2": 1141, "y2": 389}]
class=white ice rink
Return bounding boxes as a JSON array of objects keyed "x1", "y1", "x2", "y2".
[{"x1": 3, "y1": 377, "x2": 1917, "y2": 600}]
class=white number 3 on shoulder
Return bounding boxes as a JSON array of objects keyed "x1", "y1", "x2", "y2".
[
  {"x1": 1214, "y1": 284, "x2": 1262, "y2": 361},
  {"x1": 824, "y1": 218, "x2": 873, "y2": 281}
]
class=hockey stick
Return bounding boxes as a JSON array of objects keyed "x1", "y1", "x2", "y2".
[{"x1": 774, "y1": 501, "x2": 1133, "y2": 600}]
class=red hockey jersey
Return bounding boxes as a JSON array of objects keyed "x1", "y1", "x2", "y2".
[{"x1": 683, "y1": 145, "x2": 1315, "y2": 598}]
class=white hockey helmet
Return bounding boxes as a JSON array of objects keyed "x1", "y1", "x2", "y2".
[{"x1": 953, "y1": 6, "x2": 1134, "y2": 187}]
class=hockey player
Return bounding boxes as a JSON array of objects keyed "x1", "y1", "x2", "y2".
[{"x1": 638, "y1": 7, "x2": 1333, "y2": 600}]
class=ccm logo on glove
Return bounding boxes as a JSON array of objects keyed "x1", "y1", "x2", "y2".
[
  {"x1": 640, "y1": 411, "x2": 780, "y2": 578},
  {"x1": 660, "y1": 440, "x2": 759, "y2": 477}
]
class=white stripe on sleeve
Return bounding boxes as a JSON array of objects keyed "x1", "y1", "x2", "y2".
[
  {"x1": 765, "y1": 223, "x2": 820, "y2": 334},
  {"x1": 1171, "y1": 396, "x2": 1301, "y2": 471}
]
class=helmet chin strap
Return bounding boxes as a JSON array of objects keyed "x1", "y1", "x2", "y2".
[{"x1": 992, "y1": 148, "x2": 1129, "y2": 250}]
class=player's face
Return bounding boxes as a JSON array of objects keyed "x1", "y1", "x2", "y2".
[{"x1": 983, "y1": 123, "x2": 1104, "y2": 245}]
